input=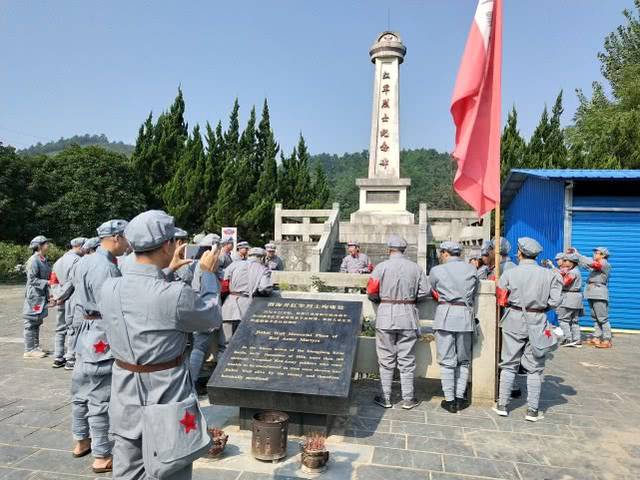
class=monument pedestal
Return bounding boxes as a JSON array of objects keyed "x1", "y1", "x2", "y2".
[{"x1": 351, "y1": 177, "x2": 414, "y2": 225}]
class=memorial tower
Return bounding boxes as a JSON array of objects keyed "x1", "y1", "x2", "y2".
[{"x1": 351, "y1": 31, "x2": 414, "y2": 225}]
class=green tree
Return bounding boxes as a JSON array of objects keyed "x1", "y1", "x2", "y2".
[
  {"x1": 309, "y1": 163, "x2": 330, "y2": 209},
  {"x1": 500, "y1": 106, "x2": 526, "y2": 180},
  {"x1": 0, "y1": 143, "x2": 36, "y2": 242},
  {"x1": 163, "y1": 125, "x2": 206, "y2": 230},
  {"x1": 525, "y1": 106, "x2": 550, "y2": 169},
  {"x1": 567, "y1": 1, "x2": 640, "y2": 168},
  {"x1": 29, "y1": 145, "x2": 146, "y2": 244}
]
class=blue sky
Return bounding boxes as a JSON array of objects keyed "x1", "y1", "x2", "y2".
[{"x1": 0, "y1": 0, "x2": 632, "y2": 155}]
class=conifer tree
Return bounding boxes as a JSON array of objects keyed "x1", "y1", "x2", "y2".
[
  {"x1": 500, "y1": 106, "x2": 526, "y2": 180},
  {"x1": 309, "y1": 163, "x2": 330, "y2": 208},
  {"x1": 525, "y1": 106, "x2": 549, "y2": 169}
]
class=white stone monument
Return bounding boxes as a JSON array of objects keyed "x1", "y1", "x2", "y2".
[{"x1": 351, "y1": 31, "x2": 414, "y2": 225}]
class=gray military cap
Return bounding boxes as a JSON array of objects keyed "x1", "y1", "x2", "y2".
[
  {"x1": 220, "y1": 237, "x2": 234, "y2": 246},
  {"x1": 248, "y1": 247, "x2": 266, "y2": 257},
  {"x1": 491, "y1": 238, "x2": 511, "y2": 255},
  {"x1": 480, "y1": 240, "x2": 492, "y2": 256},
  {"x1": 554, "y1": 252, "x2": 565, "y2": 261},
  {"x1": 236, "y1": 241, "x2": 250, "y2": 250},
  {"x1": 97, "y1": 219, "x2": 128, "y2": 239},
  {"x1": 83, "y1": 237, "x2": 100, "y2": 251},
  {"x1": 594, "y1": 246, "x2": 610, "y2": 257},
  {"x1": 387, "y1": 235, "x2": 407, "y2": 249},
  {"x1": 565, "y1": 252, "x2": 580, "y2": 264},
  {"x1": 440, "y1": 241, "x2": 463, "y2": 255},
  {"x1": 70, "y1": 237, "x2": 87, "y2": 248},
  {"x1": 174, "y1": 228, "x2": 188, "y2": 240},
  {"x1": 517, "y1": 237, "x2": 543, "y2": 258},
  {"x1": 468, "y1": 250, "x2": 482, "y2": 260},
  {"x1": 29, "y1": 235, "x2": 50, "y2": 249},
  {"x1": 198, "y1": 233, "x2": 220, "y2": 246},
  {"x1": 347, "y1": 240, "x2": 360, "y2": 248},
  {"x1": 264, "y1": 243, "x2": 276, "y2": 252},
  {"x1": 124, "y1": 210, "x2": 175, "y2": 253}
]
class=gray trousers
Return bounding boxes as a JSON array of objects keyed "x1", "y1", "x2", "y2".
[
  {"x1": 435, "y1": 330, "x2": 472, "y2": 401},
  {"x1": 375, "y1": 329, "x2": 417, "y2": 401},
  {"x1": 112, "y1": 433, "x2": 193, "y2": 480},
  {"x1": 499, "y1": 329, "x2": 546, "y2": 410},
  {"x1": 53, "y1": 303, "x2": 67, "y2": 360},
  {"x1": 189, "y1": 331, "x2": 215, "y2": 386},
  {"x1": 557, "y1": 307, "x2": 581, "y2": 342},
  {"x1": 217, "y1": 321, "x2": 239, "y2": 356},
  {"x1": 589, "y1": 300, "x2": 611, "y2": 340},
  {"x1": 71, "y1": 359, "x2": 113, "y2": 457},
  {"x1": 23, "y1": 315, "x2": 44, "y2": 352}
]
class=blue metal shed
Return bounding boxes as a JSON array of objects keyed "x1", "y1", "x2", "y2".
[{"x1": 502, "y1": 169, "x2": 640, "y2": 330}]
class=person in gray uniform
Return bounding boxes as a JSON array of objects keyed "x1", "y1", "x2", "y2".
[
  {"x1": 367, "y1": 235, "x2": 430, "y2": 410},
  {"x1": 171, "y1": 227, "x2": 195, "y2": 285},
  {"x1": 574, "y1": 246, "x2": 612, "y2": 348},
  {"x1": 478, "y1": 241, "x2": 491, "y2": 280},
  {"x1": 82, "y1": 237, "x2": 100, "y2": 255},
  {"x1": 556, "y1": 253, "x2": 584, "y2": 347},
  {"x1": 187, "y1": 233, "x2": 222, "y2": 390},
  {"x1": 487, "y1": 238, "x2": 516, "y2": 280},
  {"x1": 22, "y1": 235, "x2": 52, "y2": 359},
  {"x1": 100, "y1": 210, "x2": 222, "y2": 480},
  {"x1": 231, "y1": 241, "x2": 250, "y2": 262},
  {"x1": 218, "y1": 237, "x2": 234, "y2": 273},
  {"x1": 50, "y1": 237, "x2": 86, "y2": 367},
  {"x1": 340, "y1": 241, "x2": 372, "y2": 273},
  {"x1": 430, "y1": 241, "x2": 479, "y2": 413},
  {"x1": 220, "y1": 247, "x2": 273, "y2": 353},
  {"x1": 493, "y1": 237, "x2": 563, "y2": 422},
  {"x1": 71, "y1": 219, "x2": 129, "y2": 473},
  {"x1": 264, "y1": 243, "x2": 284, "y2": 271}
]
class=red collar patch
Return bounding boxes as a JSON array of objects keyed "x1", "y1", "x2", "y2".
[
  {"x1": 179, "y1": 410, "x2": 197, "y2": 433},
  {"x1": 93, "y1": 340, "x2": 109, "y2": 354}
]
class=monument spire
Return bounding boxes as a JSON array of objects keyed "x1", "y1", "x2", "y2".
[{"x1": 351, "y1": 31, "x2": 413, "y2": 225}]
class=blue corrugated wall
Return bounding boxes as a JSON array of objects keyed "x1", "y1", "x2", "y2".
[
  {"x1": 571, "y1": 195, "x2": 640, "y2": 330},
  {"x1": 504, "y1": 177, "x2": 565, "y2": 264}
]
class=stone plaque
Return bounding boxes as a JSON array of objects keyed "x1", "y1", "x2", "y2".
[
  {"x1": 208, "y1": 297, "x2": 362, "y2": 415},
  {"x1": 367, "y1": 190, "x2": 399, "y2": 204}
]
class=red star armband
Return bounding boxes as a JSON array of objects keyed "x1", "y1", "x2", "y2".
[
  {"x1": 430, "y1": 289, "x2": 440, "y2": 302},
  {"x1": 221, "y1": 279, "x2": 230, "y2": 294},
  {"x1": 496, "y1": 287, "x2": 509, "y2": 307},
  {"x1": 563, "y1": 274, "x2": 575, "y2": 287},
  {"x1": 48, "y1": 272, "x2": 59, "y2": 286},
  {"x1": 366, "y1": 277, "x2": 380, "y2": 296},
  {"x1": 93, "y1": 340, "x2": 109, "y2": 354},
  {"x1": 179, "y1": 410, "x2": 197, "y2": 433},
  {"x1": 591, "y1": 261, "x2": 603, "y2": 271}
]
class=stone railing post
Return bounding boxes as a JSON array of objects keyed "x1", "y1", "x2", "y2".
[
  {"x1": 274, "y1": 203, "x2": 283, "y2": 241},
  {"x1": 471, "y1": 280, "x2": 497, "y2": 405},
  {"x1": 417, "y1": 203, "x2": 428, "y2": 272},
  {"x1": 302, "y1": 217, "x2": 311, "y2": 242}
]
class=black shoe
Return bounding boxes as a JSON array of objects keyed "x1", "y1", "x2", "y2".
[
  {"x1": 374, "y1": 396, "x2": 392, "y2": 408},
  {"x1": 64, "y1": 360, "x2": 75, "y2": 370},
  {"x1": 52, "y1": 358, "x2": 66, "y2": 369},
  {"x1": 525, "y1": 408, "x2": 544, "y2": 422},
  {"x1": 511, "y1": 388, "x2": 522, "y2": 399},
  {"x1": 492, "y1": 403, "x2": 508, "y2": 417},
  {"x1": 401, "y1": 398, "x2": 421, "y2": 410},
  {"x1": 440, "y1": 399, "x2": 458, "y2": 414},
  {"x1": 456, "y1": 397, "x2": 470, "y2": 411}
]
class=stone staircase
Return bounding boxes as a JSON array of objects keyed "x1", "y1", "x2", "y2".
[{"x1": 330, "y1": 242, "x2": 418, "y2": 272}]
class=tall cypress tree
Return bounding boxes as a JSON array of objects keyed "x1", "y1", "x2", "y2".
[
  {"x1": 526, "y1": 106, "x2": 550, "y2": 169},
  {"x1": 292, "y1": 134, "x2": 313, "y2": 208},
  {"x1": 278, "y1": 147, "x2": 296, "y2": 208},
  {"x1": 546, "y1": 91, "x2": 568, "y2": 168},
  {"x1": 500, "y1": 106, "x2": 526, "y2": 180},
  {"x1": 203, "y1": 120, "x2": 224, "y2": 204},
  {"x1": 309, "y1": 163, "x2": 330, "y2": 209}
]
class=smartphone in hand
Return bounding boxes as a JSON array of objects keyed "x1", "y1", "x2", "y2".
[{"x1": 184, "y1": 244, "x2": 212, "y2": 260}]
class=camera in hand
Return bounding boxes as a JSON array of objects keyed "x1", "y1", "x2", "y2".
[{"x1": 185, "y1": 244, "x2": 212, "y2": 260}]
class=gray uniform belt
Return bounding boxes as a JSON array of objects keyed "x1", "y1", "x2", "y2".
[
  {"x1": 507, "y1": 304, "x2": 547, "y2": 313},
  {"x1": 438, "y1": 301, "x2": 467, "y2": 307},
  {"x1": 380, "y1": 298, "x2": 416, "y2": 305},
  {"x1": 84, "y1": 312, "x2": 102, "y2": 320},
  {"x1": 229, "y1": 292, "x2": 249, "y2": 297},
  {"x1": 115, "y1": 354, "x2": 185, "y2": 373}
]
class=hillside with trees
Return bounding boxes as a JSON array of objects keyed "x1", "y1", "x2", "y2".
[{"x1": 19, "y1": 133, "x2": 134, "y2": 157}]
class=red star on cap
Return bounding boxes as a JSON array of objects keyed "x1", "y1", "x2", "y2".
[
  {"x1": 93, "y1": 340, "x2": 109, "y2": 354},
  {"x1": 544, "y1": 329, "x2": 552, "y2": 338},
  {"x1": 179, "y1": 410, "x2": 197, "y2": 433}
]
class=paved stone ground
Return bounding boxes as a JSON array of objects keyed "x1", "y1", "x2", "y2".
[{"x1": 1, "y1": 284, "x2": 639, "y2": 480}]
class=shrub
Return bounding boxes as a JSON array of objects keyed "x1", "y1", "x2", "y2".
[{"x1": 0, "y1": 241, "x2": 66, "y2": 283}]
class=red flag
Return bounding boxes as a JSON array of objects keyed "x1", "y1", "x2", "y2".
[{"x1": 450, "y1": 0, "x2": 503, "y2": 216}]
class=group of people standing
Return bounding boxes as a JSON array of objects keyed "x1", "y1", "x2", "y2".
[
  {"x1": 365, "y1": 234, "x2": 612, "y2": 422},
  {"x1": 21, "y1": 212, "x2": 282, "y2": 478}
]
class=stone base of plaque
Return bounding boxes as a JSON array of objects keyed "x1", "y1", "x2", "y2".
[
  {"x1": 239, "y1": 408, "x2": 335, "y2": 436},
  {"x1": 351, "y1": 178, "x2": 414, "y2": 225}
]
